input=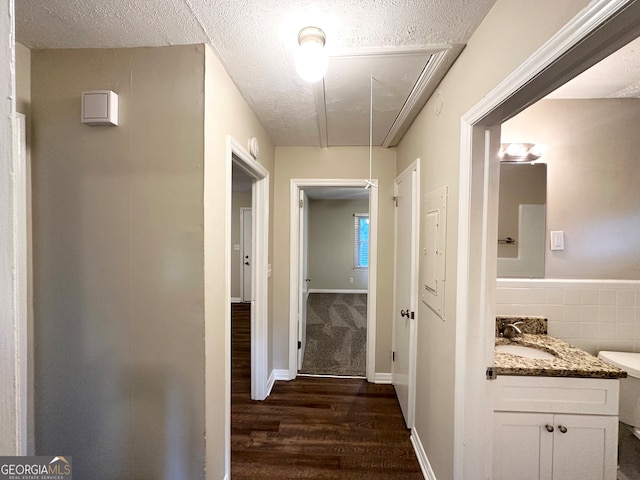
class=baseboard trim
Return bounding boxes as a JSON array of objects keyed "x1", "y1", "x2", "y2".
[
  {"x1": 411, "y1": 427, "x2": 437, "y2": 480},
  {"x1": 308, "y1": 288, "x2": 368, "y2": 294},
  {"x1": 374, "y1": 372, "x2": 392, "y2": 384},
  {"x1": 264, "y1": 370, "x2": 276, "y2": 398},
  {"x1": 230, "y1": 297, "x2": 242, "y2": 303},
  {"x1": 273, "y1": 369, "x2": 291, "y2": 381}
]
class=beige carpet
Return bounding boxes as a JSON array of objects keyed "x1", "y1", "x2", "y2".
[{"x1": 300, "y1": 292, "x2": 367, "y2": 376}]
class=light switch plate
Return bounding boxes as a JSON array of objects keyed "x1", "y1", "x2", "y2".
[{"x1": 550, "y1": 231, "x2": 565, "y2": 251}]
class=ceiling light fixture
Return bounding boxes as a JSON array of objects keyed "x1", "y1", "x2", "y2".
[
  {"x1": 295, "y1": 26, "x2": 328, "y2": 83},
  {"x1": 499, "y1": 143, "x2": 547, "y2": 163}
]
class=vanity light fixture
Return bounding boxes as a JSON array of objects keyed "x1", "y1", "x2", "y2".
[
  {"x1": 295, "y1": 26, "x2": 328, "y2": 83},
  {"x1": 499, "y1": 143, "x2": 547, "y2": 163}
]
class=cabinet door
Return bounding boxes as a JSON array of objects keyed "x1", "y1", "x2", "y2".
[
  {"x1": 493, "y1": 412, "x2": 554, "y2": 480},
  {"x1": 552, "y1": 414, "x2": 618, "y2": 480}
]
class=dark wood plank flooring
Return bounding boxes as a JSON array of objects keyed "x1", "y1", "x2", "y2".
[{"x1": 231, "y1": 303, "x2": 424, "y2": 479}]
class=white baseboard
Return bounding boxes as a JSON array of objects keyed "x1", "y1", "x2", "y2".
[
  {"x1": 230, "y1": 297, "x2": 242, "y2": 303},
  {"x1": 308, "y1": 288, "x2": 368, "y2": 294},
  {"x1": 273, "y1": 369, "x2": 291, "y2": 381},
  {"x1": 411, "y1": 427, "x2": 437, "y2": 480},
  {"x1": 265, "y1": 370, "x2": 276, "y2": 398},
  {"x1": 374, "y1": 372, "x2": 392, "y2": 384}
]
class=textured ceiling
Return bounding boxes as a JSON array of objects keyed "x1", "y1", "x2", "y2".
[
  {"x1": 549, "y1": 34, "x2": 640, "y2": 99},
  {"x1": 16, "y1": 0, "x2": 496, "y2": 147}
]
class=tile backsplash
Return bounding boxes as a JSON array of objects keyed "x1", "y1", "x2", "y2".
[{"x1": 496, "y1": 279, "x2": 640, "y2": 355}]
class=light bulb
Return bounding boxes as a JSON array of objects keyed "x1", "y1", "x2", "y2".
[{"x1": 295, "y1": 27, "x2": 328, "y2": 83}]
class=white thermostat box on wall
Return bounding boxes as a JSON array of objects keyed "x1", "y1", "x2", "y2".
[{"x1": 81, "y1": 90, "x2": 118, "y2": 126}]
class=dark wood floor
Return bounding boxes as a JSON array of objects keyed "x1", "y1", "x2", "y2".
[{"x1": 231, "y1": 303, "x2": 424, "y2": 479}]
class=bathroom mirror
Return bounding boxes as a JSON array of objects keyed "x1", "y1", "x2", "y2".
[{"x1": 497, "y1": 163, "x2": 546, "y2": 278}]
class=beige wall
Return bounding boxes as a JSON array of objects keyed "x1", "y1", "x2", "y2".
[
  {"x1": 31, "y1": 46, "x2": 206, "y2": 478},
  {"x1": 502, "y1": 99, "x2": 640, "y2": 279},
  {"x1": 396, "y1": 1, "x2": 590, "y2": 478},
  {"x1": 308, "y1": 199, "x2": 369, "y2": 290},
  {"x1": 203, "y1": 45, "x2": 276, "y2": 480},
  {"x1": 16, "y1": 43, "x2": 30, "y2": 116},
  {"x1": 231, "y1": 190, "x2": 252, "y2": 299},
  {"x1": 272, "y1": 146, "x2": 396, "y2": 372}
]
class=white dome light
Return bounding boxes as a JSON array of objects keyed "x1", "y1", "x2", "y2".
[{"x1": 295, "y1": 27, "x2": 328, "y2": 83}]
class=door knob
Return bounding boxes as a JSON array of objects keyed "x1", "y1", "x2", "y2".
[
  {"x1": 401, "y1": 309, "x2": 410, "y2": 318},
  {"x1": 558, "y1": 425, "x2": 568, "y2": 434},
  {"x1": 244, "y1": 262, "x2": 250, "y2": 266},
  {"x1": 545, "y1": 425, "x2": 554, "y2": 433}
]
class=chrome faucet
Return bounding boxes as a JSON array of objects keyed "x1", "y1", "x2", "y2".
[{"x1": 501, "y1": 321, "x2": 524, "y2": 339}]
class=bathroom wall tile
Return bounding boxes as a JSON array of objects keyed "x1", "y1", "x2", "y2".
[
  {"x1": 581, "y1": 305, "x2": 599, "y2": 323},
  {"x1": 495, "y1": 288, "x2": 528, "y2": 304},
  {"x1": 540, "y1": 305, "x2": 564, "y2": 322},
  {"x1": 562, "y1": 305, "x2": 582, "y2": 322},
  {"x1": 563, "y1": 289, "x2": 583, "y2": 305},
  {"x1": 528, "y1": 288, "x2": 547, "y2": 305},
  {"x1": 617, "y1": 306, "x2": 635, "y2": 324},
  {"x1": 633, "y1": 341, "x2": 640, "y2": 353},
  {"x1": 616, "y1": 323, "x2": 635, "y2": 340},
  {"x1": 581, "y1": 289, "x2": 600, "y2": 305},
  {"x1": 636, "y1": 290, "x2": 640, "y2": 306},
  {"x1": 599, "y1": 339, "x2": 633, "y2": 353},
  {"x1": 581, "y1": 322, "x2": 599, "y2": 339},
  {"x1": 636, "y1": 306, "x2": 640, "y2": 322},
  {"x1": 598, "y1": 305, "x2": 617, "y2": 323},
  {"x1": 616, "y1": 290, "x2": 636, "y2": 306},
  {"x1": 546, "y1": 288, "x2": 564, "y2": 305},
  {"x1": 597, "y1": 322, "x2": 617, "y2": 340},
  {"x1": 569, "y1": 339, "x2": 598, "y2": 355},
  {"x1": 548, "y1": 321, "x2": 580, "y2": 339},
  {"x1": 599, "y1": 290, "x2": 617, "y2": 306}
]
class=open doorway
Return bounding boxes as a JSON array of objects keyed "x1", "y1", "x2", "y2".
[
  {"x1": 289, "y1": 179, "x2": 378, "y2": 382},
  {"x1": 298, "y1": 186, "x2": 370, "y2": 377},
  {"x1": 456, "y1": 2, "x2": 640, "y2": 477}
]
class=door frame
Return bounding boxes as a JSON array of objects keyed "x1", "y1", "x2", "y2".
[
  {"x1": 392, "y1": 159, "x2": 420, "y2": 428},
  {"x1": 289, "y1": 178, "x2": 378, "y2": 382},
  {"x1": 226, "y1": 135, "x2": 270, "y2": 403},
  {"x1": 239, "y1": 207, "x2": 252, "y2": 303},
  {"x1": 454, "y1": 0, "x2": 640, "y2": 477}
]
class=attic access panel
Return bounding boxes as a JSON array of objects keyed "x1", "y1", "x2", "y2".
[{"x1": 323, "y1": 52, "x2": 433, "y2": 146}]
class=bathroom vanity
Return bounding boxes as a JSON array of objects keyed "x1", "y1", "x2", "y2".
[{"x1": 491, "y1": 317, "x2": 626, "y2": 480}]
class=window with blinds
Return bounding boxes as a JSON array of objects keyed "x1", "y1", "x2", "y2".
[{"x1": 354, "y1": 213, "x2": 369, "y2": 269}]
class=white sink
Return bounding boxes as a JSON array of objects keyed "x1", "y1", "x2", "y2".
[{"x1": 495, "y1": 344, "x2": 556, "y2": 360}]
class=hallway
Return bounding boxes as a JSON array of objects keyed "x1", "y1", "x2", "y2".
[{"x1": 231, "y1": 303, "x2": 423, "y2": 479}]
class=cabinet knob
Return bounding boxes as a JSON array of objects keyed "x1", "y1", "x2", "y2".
[
  {"x1": 545, "y1": 424, "x2": 554, "y2": 433},
  {"x1": 558, "y1": 425, "x2": 568, "y2": 434}
]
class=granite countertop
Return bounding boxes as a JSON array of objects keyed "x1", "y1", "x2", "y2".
[{"x1": 493, "y1": 316, "x2": 626, "y2": 379}]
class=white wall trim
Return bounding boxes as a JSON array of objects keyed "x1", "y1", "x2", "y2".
[
  {"x1": 272, "y1": 369, "x2": 291, "y2": 381},
  {"x1": 411, "y1": 427, "x2": 437, "y2": 480},
  {"x1": 373, "y1": 372, "x2": 392, "y2": 384},
  {"x1": 497, "y1": 278, "x2": 640, "y2": 288},
  {"x1": 230, "y1": 297, "x2": 242, "y2": 303},
  {"x1": 308, "y1": 288, "x2": 368, "y2": 294},
  {"x1": 224, "y1": 135, "x2": 270, "y2": 479},
  {"x1": 289, "y1": 179, "x2": 378, "y2": 383},
  {"x1": 1, "y1": 0, "x2": 20, "y2": 453},
  {"x1": 455, "y1": 1, "x2": 640, "y2": 479}
]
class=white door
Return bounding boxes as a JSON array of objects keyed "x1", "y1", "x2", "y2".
[
  {"x1": 297, "y1": 190, "x2": 309, "y2": 370},
  {"x1": 241, "y1": 208, "x2": 252, "y2": 303},
  {"x1": 493, "y1": 412, "x2": 554, "y2": 480},
  {"x1": 392, "y1": 167, "x2": 418, "y2": 427},
  {"x1": 552, "y1": 414, "x2": 618, "y2": 480}
]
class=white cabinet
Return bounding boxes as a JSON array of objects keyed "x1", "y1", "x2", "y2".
[
  {"x1": 493, "y1": 376, "x2": 620, "y2": 480},
  {"x1": 493, "y1": 412, "x2": 618, "y2": 480}
]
